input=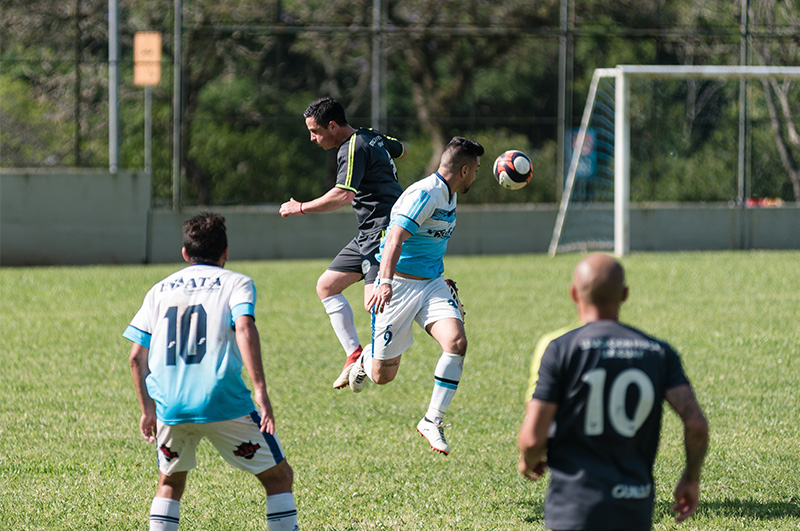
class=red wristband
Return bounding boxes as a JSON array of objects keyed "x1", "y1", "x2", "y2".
[{"x1": 299, "y1": 202, "x2": 305, "y2": 215}]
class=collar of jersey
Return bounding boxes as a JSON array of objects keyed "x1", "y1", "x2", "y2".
[{"x1": 435, "y1": 172, "x2": 454, "y2": 202}]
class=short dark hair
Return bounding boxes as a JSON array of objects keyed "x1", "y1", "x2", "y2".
[
  {"x1": 182, "y1": 212, "x2": 227, "y2": 264},
  {"x1": 441, "y1": 136, "x2": 485, "y2": 172},
  {"x1": 303, "y1": 97, "x2": 348, "y2": 127}
]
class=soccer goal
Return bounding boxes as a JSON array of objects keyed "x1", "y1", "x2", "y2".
[{"x1": 549, "y1": 65, "x2": 800, "y2": 257}]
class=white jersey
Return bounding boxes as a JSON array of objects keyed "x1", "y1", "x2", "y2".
[
  {"x1": 123, "y1": 263, "x2": 257, "y2": 424},
  {"x1": 377, "y1": 172, "x2": 456, "y2": 279}
]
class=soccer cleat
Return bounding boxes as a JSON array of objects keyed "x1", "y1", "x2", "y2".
[
  {"x1": 444, "y1": 279, "x2": 466, "y2": 320},
  {"x1": 416, "y1": 417, "x2": 451, "y2": 455},
  {"x1": 348, "y1": 352, "x2": 368, "y2": 393},
  {"x1": 332, "y1": 362, "x2": 354, "y2": 389}
]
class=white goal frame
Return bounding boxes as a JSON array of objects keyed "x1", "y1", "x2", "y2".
[{"x1": 549, "y1": 65, "x2": 800, "y2": 257}]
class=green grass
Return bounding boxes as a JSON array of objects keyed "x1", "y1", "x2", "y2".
[{"x1": 1, "y1": 251, "x2": 799, "y2": 530}]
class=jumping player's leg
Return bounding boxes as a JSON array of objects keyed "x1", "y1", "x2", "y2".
[
  {"x1": 318, "y1": 268, "x2": 363, "y2": 362},
  {"x1": 425, "y1": 317, "x2": 467, "y2": 423},
  {"x1": 349, "y1": 277, "x2": 419, "y2": 391},
  {"x1": 415, "y1": 279, "x2": 467, "y2": 455}
]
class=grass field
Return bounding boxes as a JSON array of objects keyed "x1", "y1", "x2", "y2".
[{"x1": 1, "y1": 251, "x2": 799, "y2": 530}]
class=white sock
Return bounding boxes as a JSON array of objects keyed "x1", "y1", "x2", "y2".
[
  {"x1": 425, "y1": 352, "x2": 464, "y2": 421},
  {"x1": 149, "y1": 497, "x2": 180, "y2": 531},
  {"x1": 362, "y1": 344, "x2": 376, "y2": 383},
  {"x1": 321, "y1": 295, "x2": 360, "y2": 356},
  {"x1": 266, "y1": 492, "x2": 299, "y2": 531}
]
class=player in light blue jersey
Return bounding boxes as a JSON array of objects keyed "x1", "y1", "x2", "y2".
[
  {"x1": 348, "y1": 137, "x2": 484, "y2": 455},
  {"x1": 124, "y1": 212, "x2": 299, "y2": 531}
]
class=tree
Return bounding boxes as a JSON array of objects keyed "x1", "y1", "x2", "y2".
[
  {"x1": 749, "y1": 0, "x2": 800, "y2": 201},
  {"x1": 385, "y1": 0, "x2": 557, "y2": 173}
]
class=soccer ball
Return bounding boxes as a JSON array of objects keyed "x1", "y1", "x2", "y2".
[{"x1": 493, "y1": 150, "x2": 533, "y2": 190}]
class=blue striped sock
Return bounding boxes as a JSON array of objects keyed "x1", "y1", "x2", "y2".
[
  {"x1": 426, "y1": 352, "x2": 464, "y2": 421},
  {"x1": 267, "y1": 492, "x2": 298, "y2": 531}
]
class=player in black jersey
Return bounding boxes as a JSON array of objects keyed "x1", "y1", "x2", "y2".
[
  {"x1": 280, "y1": 97, "x2": 405, "y2": 389},
  {"x1": 517, "y1": 254, "x2": 708, "y2": 531}
]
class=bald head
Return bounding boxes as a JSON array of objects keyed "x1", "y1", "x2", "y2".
[{"x1": 572, "y1": 254, "x2": 628, "y2": 312}]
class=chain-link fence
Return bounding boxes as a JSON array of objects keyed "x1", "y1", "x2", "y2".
[{"x1": 2, "y1": 0, "x2": 798, "y2": 205}]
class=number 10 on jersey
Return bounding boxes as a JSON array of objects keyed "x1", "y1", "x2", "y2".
[
  {"x1": 582, "y1": 367, "x2": 655, "y2": 437},
  {"x1": 164, "y1": 305, "x2": 208, "y2": 365}
]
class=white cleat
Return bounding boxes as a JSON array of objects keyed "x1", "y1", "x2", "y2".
[
  {"x1": 416, "y1": 417, "x2": 451, "y2": 455},
  {"x1": 333, "y1": 362, "x2": 354, "y2": 389},
  {"x1": 348, "y1": 352, "x2": 368, "y2": 393}
]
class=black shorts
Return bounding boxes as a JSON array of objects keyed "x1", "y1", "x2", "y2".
[{"x1": 327, "y1": 230, "x2": 385, "y2": 283}]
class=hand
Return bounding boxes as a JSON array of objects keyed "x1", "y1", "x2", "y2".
[
  {"x1": 255, "y1": 390, "x2": 275, "y2": 435},
  {"x1": 279, "y1": 198, "x2": 303, "y2": 218},
  {"x1": 139, "y1": 411, "x2": 157, "y2": 443},
  {"x1": 367, "y1": 283, "x2": 393, "y2": 313},
  {"x1": 518, "y1": 457, "x2": 547, "y2": 481},
  {"x1": 672, "y1": 475, "x2": 701, "y2": 523}
]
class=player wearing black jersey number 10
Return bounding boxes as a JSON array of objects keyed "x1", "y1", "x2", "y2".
[{"x1": 517, "y1": 253, "x2": 709, "y2": 531}]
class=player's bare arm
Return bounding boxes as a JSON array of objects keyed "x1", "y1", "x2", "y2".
[
  {"x1": 279, "y1": 187, "x2": 355, "y2": 217},
  {"x1": 128, "y1": 343, "x2": 157, "y2": 443},
  {"x1": 666, "y1": 384, "x2": 709, "y2": 522},
  {"x1": 235, "y1": 315, "x2": 275, "y2": 435},
  {"x1": 517, "y1": 398, "x2": 558, "y2": 481},
  {"x1": 368, "y1": 225, "x2": 412, "y2": 313}
]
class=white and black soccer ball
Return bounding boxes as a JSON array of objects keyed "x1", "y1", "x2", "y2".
[{"x1": 493, "y1": 150, "x2": 533, "y2": 190}]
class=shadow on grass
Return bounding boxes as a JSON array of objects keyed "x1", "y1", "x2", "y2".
[
  {"x1": 512, "y1": 496, "x2": 545, "y2": 524},
  {"x1": 656, "y1": 497, "x2": 800, "y2": 520},
  {"x1": 518, "y1": 497, "x2": 799, "y2": 525}
]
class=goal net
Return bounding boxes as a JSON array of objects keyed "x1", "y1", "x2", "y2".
[{"x1": 549, "y1": 65, "x2": 800, "y2": 256}]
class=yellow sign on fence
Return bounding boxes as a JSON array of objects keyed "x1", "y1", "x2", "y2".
[{"x1": 134, "y1": 32, "x2": 162, "y2": 86}]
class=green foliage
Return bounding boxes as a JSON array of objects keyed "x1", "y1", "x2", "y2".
[
  {"x1": 0, "y1": 74, "x2": 72, "y2": 166},
  {"x1": 1, "y1": 252, "x2": 800, "y2": 529},
  {"x1": 3, "y1": 0, "x2": 800, "y2": 203}
]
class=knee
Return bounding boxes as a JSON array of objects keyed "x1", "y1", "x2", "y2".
[
  {"x1": 450, "y1": 335, "x2": 468, "y2": 356},
  {"x1": 278, "y1": 461, "x2": 294, "y2": 487},
  {"x1": 261, "y1": 460, "x2": 294, "y2": 495},
  {"x1": 316, "y1": 277, "x2": 333, "y2": 300}
]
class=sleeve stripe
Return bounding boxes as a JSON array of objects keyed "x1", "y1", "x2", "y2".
[
  {"x1": 406, "y1": 191, "x2": 430, "y2": 221},
  {"x1": 525, "y1": 323, "x2": 580, "y2": 401},
  {"x1": 344, "y1": 132, "x2": 357, "y2": 190},
  {"x1": 335, "y1": 183, "x2": 358, "y2": 193},
  {"x1": 395, "y1": 214, "x2": 420, "y2": 230},
  {"x1": 232, "y1": 302, "x2": 255, "y2": 324},
  {"x1": 123, "y1": 325, "x2": 151, "y2": 348}
]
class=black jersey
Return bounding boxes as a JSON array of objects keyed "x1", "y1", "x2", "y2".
[
  {"x1": 529, "y1": 320, "x2": 689, "y2": 531},
  {"x1": 335, "y1": 128, "x2": 404, "y2": 233}
]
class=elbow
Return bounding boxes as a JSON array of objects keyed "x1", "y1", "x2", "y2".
[{"x1": 685, "y1": 413, "x2": 710, "y2": 446}]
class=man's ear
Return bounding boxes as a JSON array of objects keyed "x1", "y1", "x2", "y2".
[{"x1": 181, "y1": 247, "x2": 191, "y2": 263}]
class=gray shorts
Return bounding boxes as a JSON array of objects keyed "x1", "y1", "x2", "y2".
[{"x1": 328, "y1": 230, "x2": 384, "y2": 283}]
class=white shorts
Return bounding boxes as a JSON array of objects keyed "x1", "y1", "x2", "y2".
[
  {"x1": 371, "y1": 276, "x2": 463, "y2": 360},
  {"x1": 155, "y1": 412, "x2": 286, "y2": 476}
]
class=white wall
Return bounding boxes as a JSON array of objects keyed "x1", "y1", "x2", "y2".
[
  {"x1": 1, "y1": 169, "x2": 150, "y2": 266},
  {"x1": 1, "y1": 170, "x2": 798, "y2": 266}
]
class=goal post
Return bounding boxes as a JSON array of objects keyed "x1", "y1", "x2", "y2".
[{"x1": 549, "y1": 64, "x2": 800, "y2": 257}]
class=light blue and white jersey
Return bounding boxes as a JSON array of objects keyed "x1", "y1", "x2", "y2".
[
  {"x1": 123, "y1": 264, "x2": 257, "y2": 425},
  {"x1": 378, "y1": 172, "x2": 456, "y2": 279}
]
